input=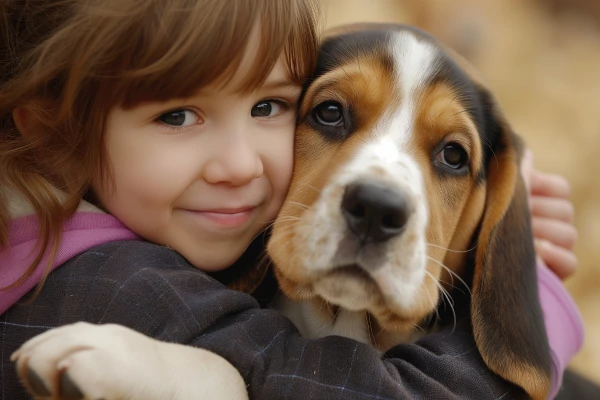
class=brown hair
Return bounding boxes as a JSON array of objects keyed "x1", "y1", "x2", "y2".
[{"x1": 0, "y1": 0, "x2": 321, "y2": 296}]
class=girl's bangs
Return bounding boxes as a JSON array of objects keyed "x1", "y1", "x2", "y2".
[{"x1": 102, "y1": 0, "x2": 320, "y2": 108}]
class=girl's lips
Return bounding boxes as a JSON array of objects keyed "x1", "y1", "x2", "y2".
[
  {"x1": 201, "y1": 207, "x2": 255, "y2": 214},
  {"x1": 184, "y1": 207, "x2": 256, "y2": 228}
]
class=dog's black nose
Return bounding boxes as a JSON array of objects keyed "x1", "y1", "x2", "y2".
[{"x1": 341, "y1": 182, "x2": 410, "y2": 243}]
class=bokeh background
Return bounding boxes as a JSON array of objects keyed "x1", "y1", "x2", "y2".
[{"x1": 324, "y1": 0, "x2": 600, "y2": 384}]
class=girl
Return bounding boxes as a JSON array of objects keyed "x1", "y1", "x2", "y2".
[{"x1": 0, "y1": 0, "x2": 585, "y2": 399}]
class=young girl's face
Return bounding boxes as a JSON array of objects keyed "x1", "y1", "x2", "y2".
[{"x1": 93, "y1": 53, "x2": 301, "y2": 271}]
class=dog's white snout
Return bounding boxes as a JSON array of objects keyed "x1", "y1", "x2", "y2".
[{"x1": 340, "y1": 181, "x2": 412, "y2": 244}]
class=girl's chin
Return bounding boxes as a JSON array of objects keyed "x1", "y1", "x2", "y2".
[{"x1": 182, "y1": 245, "x2": 248, "y2": 272}]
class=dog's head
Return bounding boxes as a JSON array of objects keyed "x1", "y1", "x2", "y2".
[{"x1": 267, "y1": 23, "x2": 551, "y2": 399}]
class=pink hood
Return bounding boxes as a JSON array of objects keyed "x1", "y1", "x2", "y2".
[{"x1": 0, "y1": 189, "x2": 138, "y2": 314}]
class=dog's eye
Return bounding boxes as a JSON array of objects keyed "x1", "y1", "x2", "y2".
[
  {"x1": 436, "y1": 143, "x2": 468, "y2": 170},
  {"x1": 313, "y1": 101, "x2": 344, "y2": 126}
]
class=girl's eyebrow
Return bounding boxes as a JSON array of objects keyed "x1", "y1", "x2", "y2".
[{"x1": 261, "y1": 79, "x2": 301, "y2": 90}]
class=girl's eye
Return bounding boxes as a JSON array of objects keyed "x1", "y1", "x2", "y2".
[
  {"x1": 251, "y1": 100, "x2": 287, "y2": 118},
  {"x1": 436, "y1": 143, "x2": 468, "y2": 170},
  {"x1": 157, "y1": 109, "x2": 199, "y2": 127},
  {"x1": 313, "y1": 101, "x2": 344, "y2": 126}
]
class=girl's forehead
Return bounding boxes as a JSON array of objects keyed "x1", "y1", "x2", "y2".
[{"x1": 200, "y1": 57, "x2": 301, "y2": 96}]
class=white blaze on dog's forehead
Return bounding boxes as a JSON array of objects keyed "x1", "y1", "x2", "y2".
[
  {"x1": 352, "y1": 32, "x2": 438, "y2": 177},
  {"x1": 331, "y1": 31, "x2": 439, "y2": 191},
  {"x1": 391, "y1": 31, "x2": 438, "y2": 98},
  {"x1": 367, "y1": 136, "x2": 400, "y2": 163},
  {"x1": 380, "y1": 31, "x2": 439, "y2": 147}
]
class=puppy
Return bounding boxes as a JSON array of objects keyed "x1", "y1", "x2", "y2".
[{"x1": 265, "y1": 23, "x2": 552, "y2": 400}]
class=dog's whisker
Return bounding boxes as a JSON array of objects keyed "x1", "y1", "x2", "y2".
[
  {"x1": 318, "y1": 299, "x2": 326, "y2": 316},
  {"x1": 332, "y1": 305, "x2": 341, "y2": 322},
  {"x1": 292, "y1": 281, "x2": 313, "y2": 298},
  {"x1": 413, "y1": 323, "x2": 427, "y2": 334},
  {"x1": 426, "y1": 308, "x2": 438, "y2": 327},
  {"x1": 437, "y1": 280, "x2": 457, "y2": 333},
  {"x1": 326, "y1": 303, "x2": 341, "y2": 329},
  {"x1": 418, "y1": 272, "x2": 435, "y2": 309},
  {"x1": 425, "y1": 270, "x2": 451, "y2": 309},
  {"x1": 271, "y1": 222, "x2": 300, "y2": 231},
  {"x1": 275, "y1": 216, "x2": 303, "y2": 223},
  {"x1": 366, "y1": 313, "x2": 375, "y2": 345},
  {"x1": 425, "y1": 242, "x2": 477, "y2": 254},
  {"x1": 426, "y1": 255, "x2": 455, "y2": 288},
  {"x1": 314, "y1": 303, "x2": 341, "y2": 339},
  {"x1": 285, "y1": 201, "x2": 311, "y2": 211},
  {"x1": 427, "y1": 256, "x2": 472, "y2": 296},
  {"x1": 269, "y1": 217, "x2": 303, "y2": 234},
  {"x1": 277, "y1": 213, "x2": 303, "y2": 219},
  {"x1": 421, "y1": 277, "x2": 441, "y2": 324},
  {"x1": 248, "y1": 223, "x2": 277, "y2": 245},
  {"x1": 299, "y1": 183, "x2": 321, "y2": 194},
  {"x1": 425, "y1": 270, "x2": 457, "y2": 333},
  {"x1": 270, "y1": 226, "x2": 299, "y2": 238},
  {"x1": 437, "y1": 277, "x2": 462, "y2": 293},
  {"x1": 316, "y1": 298, "x2": 330, "y2": 320}
]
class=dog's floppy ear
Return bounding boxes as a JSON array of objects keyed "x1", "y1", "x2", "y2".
[{"x1": 470, "y1": 87, "x2": 552, "y2": 400}]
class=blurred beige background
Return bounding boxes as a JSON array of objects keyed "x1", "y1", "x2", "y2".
[{"x1": 324, "y1": 0, "x2": 600, "y2": 384}]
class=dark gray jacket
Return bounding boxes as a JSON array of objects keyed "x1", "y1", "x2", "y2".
[{"x1": 1, "y1": 240, "x2": 527, "y2": 400}]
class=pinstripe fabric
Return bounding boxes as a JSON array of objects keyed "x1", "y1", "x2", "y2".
[{"x1": 1, "y1": 240, "x2": 527, "y2": 400}]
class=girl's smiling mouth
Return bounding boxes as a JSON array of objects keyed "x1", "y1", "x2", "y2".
[{"x1": 183, "y1": 206, "x2": 257, "y2": 228}]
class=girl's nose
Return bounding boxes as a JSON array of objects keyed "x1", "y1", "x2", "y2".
[{"x1": 203, "y1": 138, "x2": 264, "y2": 186}]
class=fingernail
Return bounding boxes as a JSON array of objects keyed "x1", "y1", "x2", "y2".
[
  {"x1": 61, "y1": 372, "x2": 84, "y2": 400},
  {"x1": 27, "y1": 366, "x2": 52, "y2": 397}
]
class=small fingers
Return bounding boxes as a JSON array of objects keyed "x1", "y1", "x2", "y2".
[
  {"x1": 536, "y1": 239, "x2": 579, "y2": 280},
  {"x1": 530, "y1": 171, "x2": 571, "y2": 199},
  {"x1": 520, "y1": 148, "x2": 534, "y2": 193},
  {"x1": 531, "y1": 196, "x2": 575, "y2": 224},
  {"x1": 532, "y1": 218, "x2": 578, "y2": 250}
]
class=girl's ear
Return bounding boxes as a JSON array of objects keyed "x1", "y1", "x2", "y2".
[
  {"x1": 12, "y1": 100, "x2": 53, "y2": 139},
  {"x1": 12, "y1": 104, "x2": 47, "y2": 139},
  {"x1": 12, "y1": 106, "x2": 32, "y2": 136}
]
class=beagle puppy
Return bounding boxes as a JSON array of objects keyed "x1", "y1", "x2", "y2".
[{"x1": 262, "y1": 23, "x2": 552, "y2": 400}]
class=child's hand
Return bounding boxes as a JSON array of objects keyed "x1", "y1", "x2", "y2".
[{"x1": 521, "y1": 149, "x2": 578, "y2": 280}]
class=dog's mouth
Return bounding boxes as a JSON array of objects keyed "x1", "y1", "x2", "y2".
[
  {"x1": 312, "y1": 263, "x2": 383, "y2": 312},
  {"x1": 333, "y1": 264, "x2": 374, "y2": 281}
]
